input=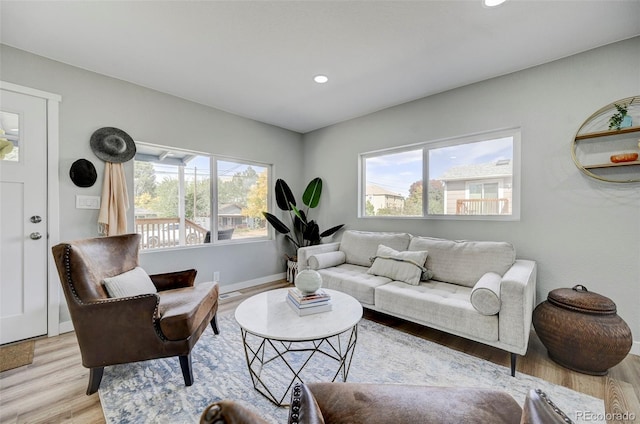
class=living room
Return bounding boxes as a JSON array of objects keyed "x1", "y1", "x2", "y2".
[{"x1": 1, "y1": 1, "x2": 639, "y2": 423}]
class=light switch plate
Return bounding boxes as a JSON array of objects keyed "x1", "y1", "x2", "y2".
[{"x1": 76, "y1": 195, "x2": 101, "y2": 209}]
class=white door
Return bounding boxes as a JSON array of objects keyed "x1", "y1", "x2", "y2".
[{"x1": 0, "y1": 89, "x2": 48, "y2": 344}]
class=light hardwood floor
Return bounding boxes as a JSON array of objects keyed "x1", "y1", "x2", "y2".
[{"x1": 1, "y1": 279, "x2": 638, "y2": 423}]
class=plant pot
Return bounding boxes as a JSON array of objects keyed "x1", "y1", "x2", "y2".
[{"x1": 286, "y1": 260, "x2": 298, "y2": 283}]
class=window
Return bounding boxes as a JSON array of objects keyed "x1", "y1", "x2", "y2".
[
  {"x1": 361, "y1": 129, "x2": 520, "y2": 220},
  {"x1": 0, "y1": 111, "x2": 20, "y2": 162},
  {"x1": 134, "y1": 143, "x2": 270, "y2": 250}
]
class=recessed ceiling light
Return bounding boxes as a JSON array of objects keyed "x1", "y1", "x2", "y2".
[
  {"x1": 313, "y1": 75, "x2": 329, "y2": 84},
  {"x1": 483, "y1": 0, "x2": 507, "y2": 7}
]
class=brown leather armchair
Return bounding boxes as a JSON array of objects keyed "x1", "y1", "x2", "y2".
[
  {"x1": 200, "y1": 383, "x2": 573, "y2": 424},
  {"x1": 51, "y1": 233, "x2": 219, "y2": 395}
]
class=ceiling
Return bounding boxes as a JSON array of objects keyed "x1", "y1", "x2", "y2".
[{"x1": 1, "y1": 1, "x2": 639, "y2": 133}]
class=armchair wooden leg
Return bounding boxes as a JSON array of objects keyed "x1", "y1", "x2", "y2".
[
  {"x1": 87, "y1": 367, "x2": 104, "y2": 395},
  {"x1": 510, "y1": 353, "x2": 517, "y2": 377},
  {"x1": 210, "y1": 314, "x2": 220, "y2": 335},
  {"x1": 179, "y1": 354, "x2": 193, "y2": 386}
]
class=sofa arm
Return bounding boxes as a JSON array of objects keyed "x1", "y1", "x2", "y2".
[
  {"x1": 521, "y1": 389, "x2": 573, "y2": 424},
  {"x1": 498, "y1": 259, "x2": 537, "y2": 354},
  {"x1": 297, "y1": 243, "x2": 340, "y2": 269}
]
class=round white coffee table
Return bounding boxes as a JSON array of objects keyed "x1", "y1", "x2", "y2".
[{"x1": 235, "y1": 288, "x2": 363, "y2": 406}]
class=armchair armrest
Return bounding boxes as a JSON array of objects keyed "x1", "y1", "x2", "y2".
[
  {"x1": 498, "y1": 259, "x2": 537, "y2": 354},
  {"x1": 297, "y1": 243, "x2": 340, "y2": 270},
  {"x1": 71, "y1": 294, "x2": 168, "y2": 367},
  {"x1": 200, "y1": 400, "x2": 270, "y2": 424},
  {"x1": 150, "y1": 269, "x2": 197, "y2": 291}
]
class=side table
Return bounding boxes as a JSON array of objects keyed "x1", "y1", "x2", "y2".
[{"x1": 235, "y1": 288, "x2": 363, "y2": 406}]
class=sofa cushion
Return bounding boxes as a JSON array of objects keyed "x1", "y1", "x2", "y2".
[
  {"x1": 408, "y1": 236, "x2": 515, "y2": 288},
  {"x1": 339, "y1": 231, "x2": 411, "y2": 267},
  {"x1": 318, "y1": 264, "x2": 391, "y2": 306},
  {"x1": 103, "y1": 266, "x2": 157, "y2": 298},
  {"x1": 470, "y1": 272, "x2": 502, "y2": 315},
  {"x1": 367, "y1": 244, "x2": 428, "y2": 286},
  {"x1": 308, "y1": 251, "x2": 346, "y2": 270},
  {"x1": 375, "y1": 281, "x2": 499, "y2": 342}
]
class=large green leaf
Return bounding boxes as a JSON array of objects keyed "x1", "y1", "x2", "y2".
[
  {"x1": 320, "y1": 224, "x2": 344, "y2": 238},
  {"x1": 303, "y1": 221, "x2": 320, "y2": 245},
  {"x1": 275, "y1": 179, "x2": 296, "y2": 211},
  {"x1": 262, "y1": 212, "x2": 291, "y2": 234},
  {"x1": 302, "y1": 177, "x2": 322, "y2": 208}
]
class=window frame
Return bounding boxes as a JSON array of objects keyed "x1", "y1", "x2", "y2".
[
  {"x1": 134, "y1": 142, "x2": 272, "y2": 251},
  {"x1": 359, "y1": 128, "x2": 521, "y2": 221}
]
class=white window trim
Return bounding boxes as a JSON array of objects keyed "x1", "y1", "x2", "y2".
[
  {"x1": 359, "y1": 128, "x2": 521, "y2": 221},
  {"x1": 134, "y1": 142, "x2": 272, "y2": 250}
]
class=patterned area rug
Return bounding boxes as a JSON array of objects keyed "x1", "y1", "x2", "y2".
[{"x1": 99, "y1": 314, "x2": 605, "y2": 423}]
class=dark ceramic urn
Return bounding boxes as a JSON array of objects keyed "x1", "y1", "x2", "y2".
[{"x1": 532, "y1": 285, "x2": 632, "y2": 375}]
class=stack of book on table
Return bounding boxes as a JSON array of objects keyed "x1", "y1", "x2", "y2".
[{"x1": 287, "y1": 288, "x2": 332, "y2": 316}]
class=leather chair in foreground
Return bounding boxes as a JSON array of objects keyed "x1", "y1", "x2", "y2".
[
  {"x1": 200, "y1": 382, "x2": 574, "y2": 424},
  {"x1": 51, "y1": 233, "x2": 219, "y2": 395}
]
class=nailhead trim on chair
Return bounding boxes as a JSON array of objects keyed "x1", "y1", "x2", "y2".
[
  {"x1": 535, "y1": 389, "x2": 574, "y2": 424},
  {"x1": 289, "y1": 383, "x2": 303, "y2": 424},
  {"x1": 62, "y1": 244, "x2": 166, "y2": 341}
]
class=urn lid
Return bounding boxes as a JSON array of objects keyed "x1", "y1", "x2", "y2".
[{"x1": 547, "y1": 285, "x2": 616, "y2": 314}]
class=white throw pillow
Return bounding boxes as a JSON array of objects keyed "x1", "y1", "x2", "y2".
[
  {"x1": 470, "y1": 272, "x2": 502, "y2": 315},
  {"x1": 103, "y1": 267, "x2": 157, "y2": 298},
  {"x1": 367, "y1": 244, "x2": 428, "y2": 286},
  {"x1": 339, "y1": 230, "x2": 412, "y2": 267},
  {"x1": 308, "y1": 251, "x2": 346, "y2": 270}
]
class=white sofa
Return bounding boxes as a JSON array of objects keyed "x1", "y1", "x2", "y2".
[{"x1": 297, "y1": 230, "x2": 537, "y2": 376}]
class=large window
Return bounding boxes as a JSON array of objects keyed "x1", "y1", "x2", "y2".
[
  {"x1": 134, "y1": 143, "x2": 270, "y2": 250},
  {"x1": 361, "y1": 129, "x2": 520, "y2": 220}
]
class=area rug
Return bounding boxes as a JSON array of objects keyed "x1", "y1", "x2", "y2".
[
  {"x1": 99, "y1": 314, "x2": 605, "y2": 424},
  {"x1": 0, "y1": 340, "x2": 35, "y2": 372}
]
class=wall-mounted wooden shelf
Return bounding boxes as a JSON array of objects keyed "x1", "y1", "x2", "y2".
[
  {"x1": 584, "y1": 160, "x2": 640, "y2": 170},
  {"x1": 575, "y1": 126, "x2": 640, "y2": 141},
  {"x1": 571, "y1": 96, "x2": 640, "y2": 183}
]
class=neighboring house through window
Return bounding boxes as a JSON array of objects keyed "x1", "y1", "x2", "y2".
[
  {"x1": 134, "y1": 143, "x2": 270, "y2": 250},
  {"x1": 361, "y1": 128, "x2": 520, "y2": 220}
]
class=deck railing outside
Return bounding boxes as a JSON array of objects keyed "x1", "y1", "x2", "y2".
[
  {"x1": 456, "y1": 198, "x2": 509, "y2": 215},
  {"x1": 135, "y1": 218, "x2": 209, "y2": 249}
]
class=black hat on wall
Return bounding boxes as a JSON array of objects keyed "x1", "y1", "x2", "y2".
[
  {"x1": 90, "y1": 127, "x2": 136, "y2": 163},
  {"x1": 69, "y1": 158, "x2": 98, "y2": 187}
]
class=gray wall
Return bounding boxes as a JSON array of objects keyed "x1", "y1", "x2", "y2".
[
  {"x1": 302, "y1": 37, "x2": 640, "y2": 350},
  {"x1": 2, "y1": 37, "x2": 639, "y2": 350},
  {"x1": 1, "y1": 45, "x2": 303, "y2": 323}
]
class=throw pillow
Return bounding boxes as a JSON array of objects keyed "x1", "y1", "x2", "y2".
[
  {"x1": 367, "y1": 244, "x2": 428, "y2": 286},
  {"x1": 103, "y1": 266, "x2": 157, "y2": 298},
  {"x1": 470, "y1": 272, "x2": 502, "y2": 315},
  {"x1": 308, "y1": 251, "x2": 347, "y2": 270}
]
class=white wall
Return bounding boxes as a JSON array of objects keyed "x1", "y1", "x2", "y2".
[
  {"x1": 302, "y1": 37, "x2": 640, "y2": 352},
  {"x1": 0, "y1": 45, "x2": 303, "y2": 325}
]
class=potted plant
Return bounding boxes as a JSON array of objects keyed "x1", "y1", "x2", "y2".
[
  {"x1": 608, "y1": 98, "x2": 634, "y2": 130},
  {"x1": 263, "y1": 177, "x2": 344, "y2": 281}
]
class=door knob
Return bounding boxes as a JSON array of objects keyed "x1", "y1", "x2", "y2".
[
  {"x1": 30, "y1": 216, "x2": 42, "y2": 223},
  {"x1": 30, "y1": 232, "x2": 42, "y2": 240}
]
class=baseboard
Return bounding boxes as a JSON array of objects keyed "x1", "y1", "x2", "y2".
[
  {"x1": 631, "y1": 340, "x2": 640, "y2": 357},
  {"x1": 218, "y1": 272, "x2": 287, "y2": 294},
  {"x1": 59, "y1": 320, "x2": 74, "y2": 334}
]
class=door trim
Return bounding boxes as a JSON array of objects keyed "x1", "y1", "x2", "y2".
[{"x1": 1, "y1": 81, "x2": 62, "y2": 337}]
